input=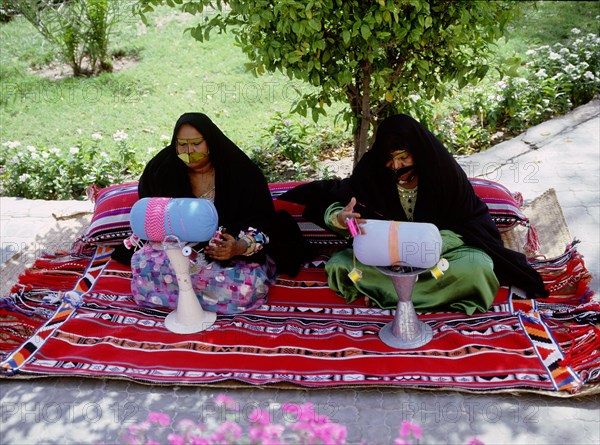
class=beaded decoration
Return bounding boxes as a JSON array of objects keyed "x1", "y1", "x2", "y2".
[
  {"x1": 397, "y1": 184, "x2": 418, "y2": 221},
  {"x1": 199, "y1": 187, "x2": 215, "y2": 200}
]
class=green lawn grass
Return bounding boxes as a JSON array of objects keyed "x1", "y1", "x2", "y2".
[
  {"x1": 1, "y1": 9, "x2": 341, "y2": 154},
  {"x1": 501, "y1": 1, "x2": 599, "y2": 55},
  {"x1": 1, "y1": 1, "x2": 598, "y2": 159}
]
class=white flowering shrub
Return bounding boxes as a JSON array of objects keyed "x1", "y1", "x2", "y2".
[
  {"x1": 0, "y1": 133, "x2": 149, "y2": 199},
  {"x1": 527, "y1": 31, "x2": 600, "y2": 107},
  {"x1": 478, "y1": 74, "x2": 571, "y2": 133},
  {"x1": 432, "y1": 112, "x2": 491, "y2": 156},
  {"x1": 496, "y1": 31, "x2": 597, "y2": 131},
  {"x1": 440, "y1": 29, "x2": 600, "y2": 153}
]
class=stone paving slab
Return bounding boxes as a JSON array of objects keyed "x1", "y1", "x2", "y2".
[
  {"x1": 1, "y1": 378, "x2": 599, "y2": 444},
  {"x1": 0, "y1": 198, "x2": 92, "y2": 297},
  {"x1": 0, "y1": 198, "x2": 92, "y2": 265},
  {"x1": 459, "y1": 98, "x2": 600, "y2": 294}
]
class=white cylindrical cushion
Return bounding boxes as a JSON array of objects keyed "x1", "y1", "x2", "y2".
[
  {"x1": 353, "y1": 220, "x2": 442, "y2": 269},
  {"x1": 130, "y1": 197, "x2": 219, "y2": 242}
]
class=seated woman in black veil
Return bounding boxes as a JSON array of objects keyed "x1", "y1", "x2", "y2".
[
  {"x1": 116, "y1": 112, "x2": 309, "y2": 314},
  {"x1": 280, "y1": 114, "x2": 548, "y2": 315}
]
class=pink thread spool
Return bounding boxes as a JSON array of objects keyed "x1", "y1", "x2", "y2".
[{"x1": 346, "y1": 217, "x2": 360, "y2": 237}]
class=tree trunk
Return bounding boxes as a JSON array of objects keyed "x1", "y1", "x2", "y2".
[
  {"x1": 352, "y1": 64, "x2": 373, "y2": 167},
  {"x1": 353, "y1": 114, "x2": 370, "y2": 166}
]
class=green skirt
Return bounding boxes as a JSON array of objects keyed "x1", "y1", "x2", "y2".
[{"x1": 325, "y1": 230, "x2": 499, "y2": 315}]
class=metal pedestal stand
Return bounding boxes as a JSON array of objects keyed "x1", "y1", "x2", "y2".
[{"x1": 377, "y1": 265, "x2": 433, "y2": 349}]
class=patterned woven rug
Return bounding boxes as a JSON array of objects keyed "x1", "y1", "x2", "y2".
[{"x1": 1, "y1": 242, "x2": 598, "y2": 396}]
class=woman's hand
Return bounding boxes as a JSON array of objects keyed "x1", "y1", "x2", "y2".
[
  {"x1": 204, "y1": 233, "x2": 246, "y2": 261},
  {"x1": 337, "y1": 197, "x2": 366, "y2": 234}
]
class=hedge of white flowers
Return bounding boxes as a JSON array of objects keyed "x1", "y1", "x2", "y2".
[
  {"x1": 431, "y1": 30, "x2": 599, "y2": 155},
  {"x1": 0, "y1": 132, "x2": 150, "y2": 199}
]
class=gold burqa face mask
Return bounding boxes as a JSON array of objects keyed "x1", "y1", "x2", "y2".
[
  {"x1": 177, "y1": 151, "x2": 209, "y2": 164},
  {"x1": 176, "y1": 137, "x2": 209, "y2": 164}
]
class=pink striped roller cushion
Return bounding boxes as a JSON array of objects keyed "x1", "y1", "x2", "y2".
[
  {"x1": 80, "y1": 182, "x2": 139, "y2": 245},
  {"x1": 76, "y1": 179, "x2": 529, "y2": 251},
  {"x1": 469, "y1": 178, "x2": 529, "y2": 232}
]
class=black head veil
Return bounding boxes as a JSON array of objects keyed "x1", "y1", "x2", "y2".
[
  {"x1": 355, "y1": 114, "x2": 546, "y2": 296},
  {"x1": 138, "y1": 112, "x2": 274, "y2": 237},
  {"x1": 350, "y1": 114, "x2": 482, "y2": 225},
  {"x1": 280, "y1": 114, "x2": 547, "y2": 297}
]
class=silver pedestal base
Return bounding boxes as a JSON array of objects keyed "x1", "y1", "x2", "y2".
[
  {"x1": 377, "y1": 265, "x2": 434, "y2": 349},
  {"x1": 378, "y1": 303, "x2": 433, "y2": 348}
]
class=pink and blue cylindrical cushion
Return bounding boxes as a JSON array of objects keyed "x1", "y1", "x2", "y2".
[{"x1": 130, "y1": 197, "x2": 219, "y2": 242}]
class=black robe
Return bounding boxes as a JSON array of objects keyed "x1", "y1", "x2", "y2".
[
  {"x1": 113, "y1": 113, "x2": 310, "y2": 276},
  {"x1": 280, "y1": 114, "x2": 548, "y2": 298}
]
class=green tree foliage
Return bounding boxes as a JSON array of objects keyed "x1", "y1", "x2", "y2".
[
  {"x1": 9, "y1": 0, "x2": 127, "y2": 76},
  {"x1": 138, "y1": 0, "x2": 522, "y2": 162}
]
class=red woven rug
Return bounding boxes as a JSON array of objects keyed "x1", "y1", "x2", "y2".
[{"x1": 1, "y1": 244, "x2": 598, "y2": 396}]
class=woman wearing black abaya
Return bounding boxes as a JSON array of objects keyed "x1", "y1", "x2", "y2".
[
  {"x1": 128, "y1": 112, "x2": 308, "y2": 314},
  {"x1": 138, "y1": 112, "x2": 274, "y2": 255},
  {"x1": 280, "y1": 114, "x2": 547, "y2": 314}
]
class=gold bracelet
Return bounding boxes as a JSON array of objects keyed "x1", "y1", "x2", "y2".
[{"x1": 329, "y1": 211, "x2": 347, "y2": 230}]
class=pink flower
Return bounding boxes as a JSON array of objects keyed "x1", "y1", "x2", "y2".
[
  {"x1": 167, "y1": 433, "x2": 185, "y2": 445},
  {"x1": 214, "y1": 394, "x2": 238, "y2": 410},
  {"x1": 310, "y1": 421, "x2": 348, "y2": 445},
  {"x1": 466, "y1": 439, "x2": 485, "y2": 445},
  {"x1": 214, "y1": 394, "x2": 235, "y2": 405},
  {"x1": 394, "y1": 439, "x2": 411, "y2": 445},
  {"x1": 249, "y1": 407, "x2": 271, "y2": 425},
  {"x1": 249, "y1": 423, "x2": 285, "y2": 444},
  {"x1": 282, "y1": 403, "x2": 297, "y2": 413},
  {"x1": 262, "y1": 436, "x2": 285, "y2": 445},
  {"x1": 148, "y1": 411, "x2": 171, "y2": 427},
  {"x1": 215, "y1": 420, "x2": 242, "y2": 440},
  {"x1": 190, "y1": 437, "x2": 211, "y2": 445},
  {"x1": 121, "y1": 433, "x2": 137, "y2": 445},
  {"x1": 327, "y1": 423, "x2": 348, "y2": 445},
  {"x1": 296, "y1": 428, "x2": 316, "y2": 443},
  {"x1": 264, "y1": 423, "x2": 285, "y2": 436},
  {"x1": 177, "y1": 418, "x2": 195, "y2": 429},
  {"x1": 400, "y1": 421, "x2": 422, "y2": 439},
  {"x1": 249, "y1": 425, "x2": 264, "y2": 442},
  {"x1": 282, "y1": 403, "x2": 301, "y2": 421},
  {"x1": 210, "y1": 432, "x2": 223, "y2": 443},
  {"x1": 262, "y1": 423, "x2": 285, "y2": 444},
  {"x1": 297, "y1": 403, "x2": 317, "y2": 423}
]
